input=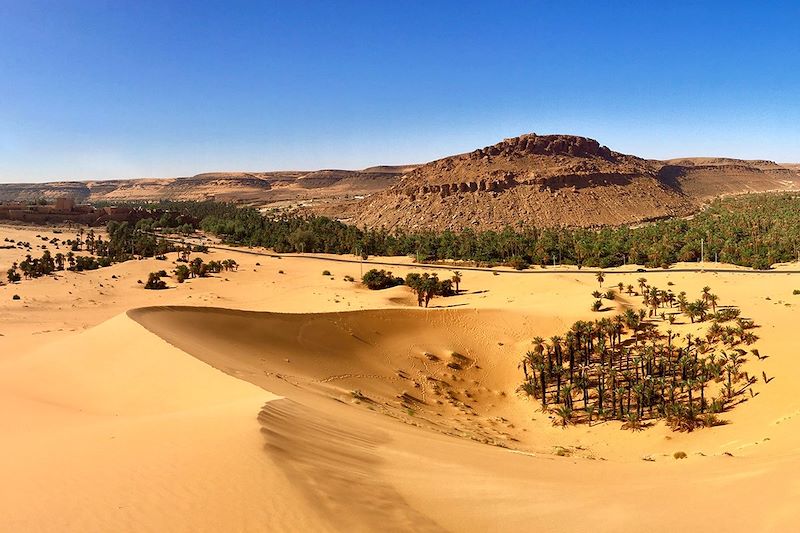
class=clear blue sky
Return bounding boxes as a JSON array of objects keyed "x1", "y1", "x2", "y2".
[{"x1": 1, "y1": 1, "x2": 799, "y2": 182}]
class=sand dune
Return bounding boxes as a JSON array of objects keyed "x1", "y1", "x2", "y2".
[
  {"x1": 4, "y1": 224, "x2": 800, "y2": 531},
  {"x1": 126, "y1": 304, "x2": 800, "y2": 531}
]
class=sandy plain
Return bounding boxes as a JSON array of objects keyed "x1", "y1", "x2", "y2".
[{"x1": 1, "y1": 222, "x2": 799, "y2": 532}]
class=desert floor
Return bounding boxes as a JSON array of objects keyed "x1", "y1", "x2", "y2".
[{"x1": 1, "y1": 222, "x2": 799, "y2": 532}]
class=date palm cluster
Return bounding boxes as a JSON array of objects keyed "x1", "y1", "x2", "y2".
[{"x1": 520, "y1": 282, "x2": 761, "y2": 431}]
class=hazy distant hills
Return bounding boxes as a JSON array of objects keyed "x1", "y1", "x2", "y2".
[
  {"x1": 1, "y1": 134, "x2": 798, "y2": 229},
  {"x1": 0, "y1": 166, "x2": 416, "y2": 207}
]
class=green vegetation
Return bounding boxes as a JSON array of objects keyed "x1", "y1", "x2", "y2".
[
  {"x1": 144, "y1": 271, "x2": 167, "y2": 290},
  {"x1": 519, "y1": 283, "x2": 761, "y2": 432},
  {"x1": 451, "y1": 271, "x2": 462, "y2": 292},
  {"x1": 6, "y1": 266, "x2": 21, "y2": 283},
  {"x1": 5, "y1": 224, "x2": 179, "y2": 284},
  {"x1": 405, "y1": 272, "x2": 454, "y2": 307},
  {"x1": 174, "y1": 258, "x2": 237, "y2": 282},
  {"x1": 188, "y1": 193, "x2": 800, "y2": 270},
  {"x1": 361, "y1": 269, "x2": 404, "y2": 290},
  {"x1": 360, "y1": 268, "x2": 455, "y2": 306}
]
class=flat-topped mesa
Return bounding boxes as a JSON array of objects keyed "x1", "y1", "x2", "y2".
[{"x1": 469, "y1": 133, "x2": 616, "y2": 161}]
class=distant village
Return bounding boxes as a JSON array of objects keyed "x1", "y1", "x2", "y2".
[{"x1": 0, "y1": 197, "x2": 189, "y2": 226}]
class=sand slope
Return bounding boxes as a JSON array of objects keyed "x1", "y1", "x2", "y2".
[
  {"x1": 127, "y1": 305, "x2": 800, "y2": 532},
  {"x1": 0, "y1": 314, "x2": 340, "y2": 532},
  {"x1": 4, "y1": 224, "x2": 800, "y2": 531}
]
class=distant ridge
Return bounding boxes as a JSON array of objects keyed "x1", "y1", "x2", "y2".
[
  {"x1": 0, "y1": 166, "x2": 417, "y2": 206},
  {"x1": 1, "y1": 133, "x2": 798, "y2": 230}
]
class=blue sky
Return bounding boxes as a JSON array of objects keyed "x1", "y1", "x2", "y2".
[{"x1": 1, "y1": 1, "x2": 799, "y2": 182}]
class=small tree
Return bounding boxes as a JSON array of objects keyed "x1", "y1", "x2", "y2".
[
  {"x1": 144, "y1": 272, "x2": 167, "y2": 290},
  {"x1": 174, "y1": 264, "x2": 190, "y2": 283},
  {"x1": 362, "y1": 269, "x2": 403, "y2": 290},
  {"x1": 6, "y1": 266, "x2": 21, "y2": 283},
  {"x1": 451, "y1": 271, "x2": 462, "y2": 293}
]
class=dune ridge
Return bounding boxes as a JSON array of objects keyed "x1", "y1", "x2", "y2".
[{"x1": 125, "y1": 304, "x2": 800, "y2": 532}]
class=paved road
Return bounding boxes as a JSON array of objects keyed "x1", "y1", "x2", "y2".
[{"x1": 164, "y1": 236, "x2": 800, "y2": 275}]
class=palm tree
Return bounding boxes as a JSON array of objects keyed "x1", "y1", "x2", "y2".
[
  {"x1": 637, "y1": 277, "x2": 647, "y2": 294},
  {"x1": 708, "y1": 293, "x2": 719, "y2": 314},
  {"x1": 552, "y1": 405, "x2": 574, "y2": 427},
  {"x1": 451, "y1": 271, "x2": 462, "y2": 293},
  {"x1": 596, "y1": 271, "x2": 605, "y2": 289},
  {"x1": 676, "y1": 291, "x2": 688, "y2": 312},
  {"x1": 701, "y1": 286, "x2": 711, "y2": 302}
]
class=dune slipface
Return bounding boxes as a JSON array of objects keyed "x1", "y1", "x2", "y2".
[{"x1": 124, "y1": 304, "x2": 800, "y2": 532}]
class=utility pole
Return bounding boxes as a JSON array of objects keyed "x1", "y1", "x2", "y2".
[
  {"x1": 553, "y1": 254, "x2": 556, "y2": 267},
  {"x1": 700, "y1": 238, "x2": 704, "y2": 263}
]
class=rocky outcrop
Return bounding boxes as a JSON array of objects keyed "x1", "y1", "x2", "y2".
[
  {"x1": 350, "y1": 133, "x2": 800, "y2": 231},
  {"x1": 469, "y1": 133, "x2": 616, "y2": 161}
]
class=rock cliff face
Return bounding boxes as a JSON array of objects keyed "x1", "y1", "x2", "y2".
[{"x1": 349, "y1": 134, "x2": 800, "y2": 230}]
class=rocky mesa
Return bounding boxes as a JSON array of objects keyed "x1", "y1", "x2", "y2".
[{"x1": 349, "y1": 133, "x2": 800, "y2": 230}]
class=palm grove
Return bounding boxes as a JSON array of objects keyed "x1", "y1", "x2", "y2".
[
  {"x1": 519, "y1": 280, "x2": 764, "y2": 431},
  {"x1": 187, "y1": 193, "x2": 800, "y2": 270}
]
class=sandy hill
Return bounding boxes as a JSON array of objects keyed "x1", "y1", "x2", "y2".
[
  {"x1": 0, "y1": 166, "x2": 416, "y2": 207},
  {"x1": 3, "y1": 223, "x2": 800, "y2": 531},
  {"x1": 351, "y1": 134, "x2": 800, "y2": 230}
]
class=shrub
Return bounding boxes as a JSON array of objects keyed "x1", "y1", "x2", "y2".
[
  {"x1": 12, "y1": 294, "x2": 20, "y2": 300},
  {"x1": 508, "y1": 256, "x2": 529, "y2": 270},
  {"x1": 591, "y1": 300, "x2": 603, "y2": 312},
  {"x1": 713, "y1": 308, "x2": 741, "y2": 322},
  {"x1": 322, "y1": 270, "x2": 331, "y2": 276},
  {"x1": 621, "y1": 413, "x2": 643, "y2": 432},
  {"x1": 144, "y1": 272, "x2": 167, "y2": 290},
  {"x1": 604, "y1": 289, "x2": 616, "y2": 300},
  {"x1": 174, "y1": 265, "x2": 190, "y2": 283},
  {"x1": 794, "y1": 289, "x2": 800, "y2": 295},
  {"x1": 343, "y1": 275, "x2": 355, "y2": 282},
  {"x1": 673, "y1": 451, "x2": 688, "y2": 460},
  {"x1": 701, "y1": 413, "x2": 720, "y2": 428},
  {"x1": 666, "y1": 404, "x2": 702, "y2": 432},
  {"x1": 6, "y1": 268, "x2": 20, "y2": 283},
  {"x1": 362, "y1": 269, "x2": 404, "y2": 290}
]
